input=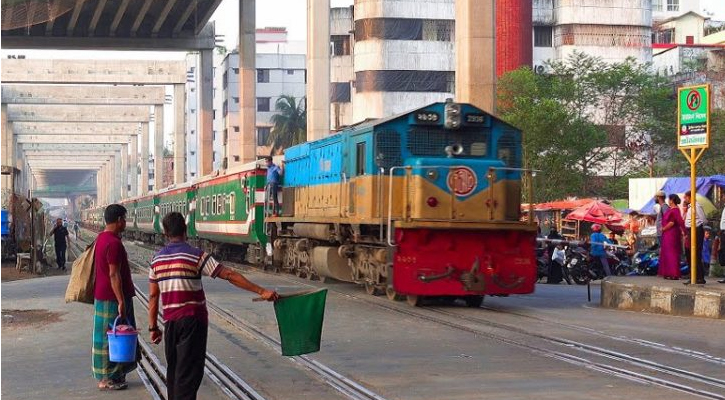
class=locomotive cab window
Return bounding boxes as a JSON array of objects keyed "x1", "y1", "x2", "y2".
[{"x1": 355, "y1": 142, "x2": 366, "y2": 176}]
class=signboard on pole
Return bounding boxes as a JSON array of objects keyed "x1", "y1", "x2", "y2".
[
  {"x1": 677, "y1": 84, "x2": 710, "y2": 149},
  {"x1": 677, "y1": 83, "x2": 710, "y2": 284}
]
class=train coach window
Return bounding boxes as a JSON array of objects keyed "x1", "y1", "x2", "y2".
[
  {"x1": 229, "y1": 193, "x2": 236, "y2": 217},
  {"x1": 356, "y1": 142, "x2": 366, "y2": 176},
  {"x1": 212, "y1": 195, "x2": 217, "y2": 215},
  {"x1": 217, "y1": 194, "x2": 223, "y2": 215}
]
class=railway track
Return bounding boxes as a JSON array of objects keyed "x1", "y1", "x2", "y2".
[
  {"x1": 211, "y1": 257, "x2": 725, "y2": 400},
  {"x1": 127, "y1": 256, "x2": 388, "y2": 400},
  {"x1": 92, "y1": 232, "x2": 725, "y2": 399},
  {"x1": 68, "y1": 239, "x2": 268, "y2": 400}
]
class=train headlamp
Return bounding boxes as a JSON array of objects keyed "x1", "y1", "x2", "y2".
[
  {"x1": 426, "y1": 169, "x2": 438, "y2": 180},
  {"x1": 444, "y1": 99, "x2": 461, "y2": 130}
]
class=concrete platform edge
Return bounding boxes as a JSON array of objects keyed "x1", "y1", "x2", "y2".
[{"x1": 601, "y1": 279, "x2": 725, "y2": 319}]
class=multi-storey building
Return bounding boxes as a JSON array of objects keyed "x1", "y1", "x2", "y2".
[
  {"x1": 215, "y1": 28, "x2": 306, "y2": 168},
  {"x1": 532, "y1": 0, "x2": 652, "y2": 71},
  {"x1": 352, "y1": 0, "x2": 456, "y2": 122},
  {"x1": 330, "y1": 7, "x2": 354, "y2": 130}
]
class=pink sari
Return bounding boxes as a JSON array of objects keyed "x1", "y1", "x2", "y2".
[{"x1": 659, "y1": 207, "x2": 684, "y2": 279}]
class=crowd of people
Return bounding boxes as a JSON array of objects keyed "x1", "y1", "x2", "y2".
[
  {"x1": 653, "y1": 190, "x2": 725, "y2": 284},
  {"x1": 538, "y1": 190, "x2": 725, "y2": 285}
]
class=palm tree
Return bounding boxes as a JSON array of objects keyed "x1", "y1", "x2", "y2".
[{"x1": 268, "y1": 95, "x2": 306, "y2": 153}]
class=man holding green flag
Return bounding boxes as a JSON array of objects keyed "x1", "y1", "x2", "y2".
[{"x1": 147, "y1": 212, "x2": 278, "y2": 400}]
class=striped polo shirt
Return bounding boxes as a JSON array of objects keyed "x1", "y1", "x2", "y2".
[{"x1": 149, "y1": 241, "x2": 222, "y2": 324}]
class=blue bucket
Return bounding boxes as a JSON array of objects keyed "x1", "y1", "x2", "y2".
[{"x1": 106, "y1": 316, "x2": 138, "y2": 363}]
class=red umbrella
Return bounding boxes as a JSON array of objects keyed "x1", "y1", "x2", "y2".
[{"x1": 565, "y1": 201, "x2": 623, "y2": 225}]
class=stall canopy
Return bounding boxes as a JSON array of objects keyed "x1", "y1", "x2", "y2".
[
  {"x1": 639, "y1": 175, "x2": 725, "y2": 214},
  {"x1": 533, "y1": 198, "x2": 596, "y2": 211},
  {"x1": 565, "y1": 201, "x2": 623, "y2": 225}
]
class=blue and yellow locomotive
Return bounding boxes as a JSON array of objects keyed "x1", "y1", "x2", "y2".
[
  {"x1": 269, "y1": 100, "x2": 537, "y2": 306},
  {"x1": 82, "y1": 101, "x2": 536, "y2": 306}
]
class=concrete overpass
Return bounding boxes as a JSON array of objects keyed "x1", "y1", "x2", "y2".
[
  {"x1": 2, "y1": 86, "x2": 165, "y2": 196},
  {"x1": 1, "y1": 0, "x2": 495, "y2": 211}
]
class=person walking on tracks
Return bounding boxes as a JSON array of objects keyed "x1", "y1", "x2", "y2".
[
  {"x1": 92, "y1": 204, "x2": 137, "y2": 390},
  {"x1": 265, "y1": 156, "x2": 283, "y2": 217},
  {"x1": 147, "y1": 212, "x2": 278, "y2": 400},
  {"x1": 48, "y1": 218, "x2": 70, "y2": 271}
]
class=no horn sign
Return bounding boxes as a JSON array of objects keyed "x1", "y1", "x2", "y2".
[{"x1": 678, "y1": 84, "x2": 710, "y2": 149}]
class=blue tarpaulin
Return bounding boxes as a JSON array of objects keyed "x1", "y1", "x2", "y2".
[{"x1": 639, "y1": 175, "x2": 725, "y2": 214}]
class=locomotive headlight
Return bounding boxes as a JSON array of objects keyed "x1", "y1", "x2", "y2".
[
  {"x1": 426, "y1": 197, "x2": 439, "y2": 207},
  {"x1": 444, "y1": 99, "x2": 461, "y2": 130},
  {"x1": 426, "y1": 169, "x2": 438, "y2": 180}
]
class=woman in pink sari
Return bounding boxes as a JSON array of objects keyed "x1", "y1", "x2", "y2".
[{"x1": 659, "y1": 194, "x2": 685, "y2": 280}]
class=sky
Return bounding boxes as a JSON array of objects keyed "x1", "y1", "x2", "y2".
[{"x1": 1, "y1": 0, "x2": 721, "y2": 60}]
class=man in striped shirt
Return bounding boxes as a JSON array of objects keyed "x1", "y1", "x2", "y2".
[{"x1": 148, "y1": 212, "x2": 278, "y2": 400}]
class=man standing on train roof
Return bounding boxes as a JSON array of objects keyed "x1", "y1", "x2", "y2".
[
  {"x1": 48, "y1": 218, "x2": 70, "y2": 271},
  {"x1": 148, "y1": 212, "x2": 278, "y2": 400},
  {"x1": 265, "y1": 156, "x2": 283, "y2": 217}
]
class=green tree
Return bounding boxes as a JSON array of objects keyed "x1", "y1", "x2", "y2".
[
  {"x1": 497, "y1": 51, "x2": 677, "y2": 201},
  {"x1": 267, "y1": 95, "x2": 306, "y2": 152}
]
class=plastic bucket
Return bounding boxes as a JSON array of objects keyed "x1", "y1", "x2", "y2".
[
  {"x1": 273, "y1": 289, "x2": 327, "y2": 356},
  {"x1": 106, "y1": 316, "x2": 138, "y2": 363}
]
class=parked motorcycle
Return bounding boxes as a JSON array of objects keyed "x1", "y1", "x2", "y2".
[
  {"x1": 628, "y1": 249, "x2": 690, "y2": 277},
  {"x1": 609, "y1": 248, "x2": 632, "y2": 276},
  {"x1": 628, "y1": 250, "x2": 658, "y2": 276},
  {"x1": 566, "y1": 246, "x2": 592, "y2": 285}
]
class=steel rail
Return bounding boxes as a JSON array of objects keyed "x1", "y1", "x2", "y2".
[
  {"x1": 126, "y1": 256, "x2": 387, "y2": 400},
  {"x1": 213, "y1": 257, "x2": 725, "y2": 400},
  {"x1": 87, "y1": 230, "x2": 724, "y2": 399},
  {"x1": 69, "y1": 237, "x2": 266, "y2": 400},
  {"x1": 133, "y1": 285, "x2": 266, "y2": 400}
]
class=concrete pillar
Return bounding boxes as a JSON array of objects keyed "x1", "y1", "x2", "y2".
[
  {"x1": 238, "y1": 0, "x2": 257, "y2": 163},
  {"x1": 154, "y1": 105, "x2": 164, "y2": 191},
  {"x1": 1, "y1": 104, "x2": 12, "y2": 196},
  {"x1": 104, "y1": 163, "x2": 110, "y2": 205},
  {"x1": 130, "y1": 132, "x2": 139, "y2": 197},
  {"x1": 307, "y1": 0, "x2": 330, "y2": 141},
  {"x1": 1, "y1": 104, "x2": 8, "y2": 167},
  {"x1": 96, "y1": 166, "x2": 102, "y2": 206},
  {"x1": 120, "y1": 144, "x2": 128, "y2": 199},
  {"x1": 114, "y1": 152, "x2": 122, "y2": 202},
  {"x1": 455, "y1": 0, "x2": 496, "y2": 113},
  {"x1": 141, "y1": 122, "x2": 149, "y2": 195},
  {"x1": 199, "y1": 49, "x2": 214, "y2": 176},
  {"x1": 173, "y1": 84, "x2": 186, "y2": 184}
]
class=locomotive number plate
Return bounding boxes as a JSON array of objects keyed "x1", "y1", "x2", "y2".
[
  {"x1": 447, "y1": 167, "x2": 477, "y2": 197},
  {"x1": 414, "y1": 111, "x2": 440, "y2": 124}
]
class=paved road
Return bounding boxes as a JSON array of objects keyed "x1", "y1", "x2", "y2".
[{"x1": 3, "y1": 240, "x2": 724, "y2": 400}]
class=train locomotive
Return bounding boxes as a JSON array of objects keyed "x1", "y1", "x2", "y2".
[{"x1": 81, "y1": 101, "x2": 537, "y2": 306}]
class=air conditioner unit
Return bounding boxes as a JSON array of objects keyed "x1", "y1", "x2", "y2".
[{"x1": 534, "y1": 65, "x2": 546, "y2": 74}]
